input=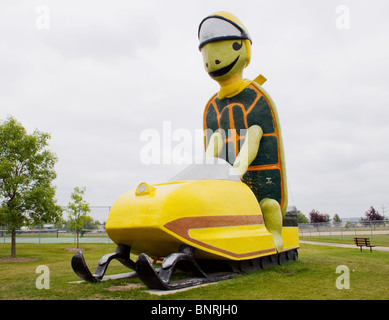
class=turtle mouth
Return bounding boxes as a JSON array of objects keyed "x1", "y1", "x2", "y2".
[{"x1": 208, "y1": 56, "x2": 240, "y2": 78}]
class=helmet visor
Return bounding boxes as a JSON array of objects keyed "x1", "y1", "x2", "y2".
[{"x1": 198, "y1": 16, "x2": 251, "y2": 49}]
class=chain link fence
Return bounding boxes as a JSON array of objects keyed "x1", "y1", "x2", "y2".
[
  {"x1": 299, "y1": 220, "x2": 389, "y2": 240},
  {"x1": 0, "y1": 205, "x2": 113, "y2": 244},
  {"x1": 2, "y1": 212, "x2": 388, "y2": 244},
  {"x1": 0, "y1": 228, "x2": 113, "y2": 244}
]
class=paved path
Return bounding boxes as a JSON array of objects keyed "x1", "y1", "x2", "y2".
[{"x1": 300, "y1": 240, "x2": 389, "y2": 252}]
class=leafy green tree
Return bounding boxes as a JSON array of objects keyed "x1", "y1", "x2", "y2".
[
  {"x1": 66, "y1": 187, "x2": 92, "y2": 248},
  {"x1": 333, "y1": 213, "x2": 342, "y2": 223},
  {"x1": 297, "y1": 210, "x2": 308, "y2": 223},
  {"x1": 0, "y1": 116, "x2": 62, "y2": 257},
  {"x1": 84, "y1": 219, "x2": 101, "y2": 230}
]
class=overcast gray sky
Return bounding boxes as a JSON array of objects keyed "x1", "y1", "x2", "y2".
[{"x1": 1, "y1": 0, "x2": 388, "y2": 221}]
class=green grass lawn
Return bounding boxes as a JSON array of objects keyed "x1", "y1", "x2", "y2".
[{"x1": 0, "y1": 242, "x2": 388, "y2": 300}]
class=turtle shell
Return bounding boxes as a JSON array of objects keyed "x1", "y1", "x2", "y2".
[{"x1": 203, "y1": 82, "x2": 287, "y2": 213}]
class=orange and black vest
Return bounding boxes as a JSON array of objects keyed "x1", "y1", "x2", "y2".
[{"x1": 203, "y1": 82, "x2": 287, "y2": 211}]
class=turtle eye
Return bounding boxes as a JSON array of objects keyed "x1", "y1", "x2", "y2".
[{"x1": 233, "y1": 41, "x2": 243, "y2": 51}]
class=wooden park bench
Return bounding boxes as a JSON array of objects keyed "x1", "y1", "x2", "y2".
[{"x1": 354, "y1": 237, "x2": 375, "y2": 252}]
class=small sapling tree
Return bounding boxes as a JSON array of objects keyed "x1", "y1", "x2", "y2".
[{"x1": 66, "y1": 187, "x2": 92, "y2": 248}]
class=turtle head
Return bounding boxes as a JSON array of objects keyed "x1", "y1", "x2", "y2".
[
  {"x1": 198, "y1": 12, "x2": 252, "y2": 85},
  {"x1": 201, "y1": 39, "x2": 250, "y2": 83}
]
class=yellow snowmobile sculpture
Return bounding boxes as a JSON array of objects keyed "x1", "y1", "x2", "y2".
[{"x1": 71, "y1": 12, "x2": 299, "y2": 290}]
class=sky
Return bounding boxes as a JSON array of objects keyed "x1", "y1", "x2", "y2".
[{"x1": 1, "y1": 0, "x2": 388, "y2": 222}]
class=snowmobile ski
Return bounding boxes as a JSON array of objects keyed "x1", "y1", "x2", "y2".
[
  {"x1": 135, "y1": 245, "x2": 237, "y2": 290},
  {"x1": 71, "y1": 244, "x2": 136, "y2": 282}
]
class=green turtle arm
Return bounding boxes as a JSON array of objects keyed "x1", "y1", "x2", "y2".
[
  {"x1": 260, "y1": 198, "x2": 284, "y2": 251},
  {"x1": 233, "y1": 125, "x2": 263, "y2": 177},
  {"x1": 205, "y1": 131, "x2": 224, "y2": 158}
]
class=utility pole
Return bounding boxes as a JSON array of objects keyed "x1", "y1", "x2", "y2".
[{"x1": 382, "y1": 204, "x2": 385, "y2": 218}]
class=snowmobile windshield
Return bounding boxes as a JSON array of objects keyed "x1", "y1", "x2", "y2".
[{"x1": 169, "y1": 157, "x2": 241, "y2": 182}]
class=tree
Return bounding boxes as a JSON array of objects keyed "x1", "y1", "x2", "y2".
[
  {"x1": 309, "y1": 209, "x2": 329, "y2": 223},
  {"x1": 297, "y1": 210, "x2": 309, "y2": 223},
  {"x1": 364, "y1": 206, "x2": 384, "y2": 221},
  {"x1": 333, "y1": 213, "x2": 342, "y2": 223},
  {"x1": 364, "y1": 206, "x2": 384, "y2": 230},
  {"x1": 84, "y1": 219, "x2": 101, "y2": 230},
  {"x1": 0, "y1": 116, "x2": 62, "y2": 257},
  {"x1": 66, "y1": 187, "x2": 92, "y2": 248}
]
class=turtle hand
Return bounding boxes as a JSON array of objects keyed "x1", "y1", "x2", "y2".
[
  {"x1": 232, "y1": 125, "x2": 262, "y2": 177},
  {"x1": 205, "y1": 132, "x2": 223, "y2": 158}
]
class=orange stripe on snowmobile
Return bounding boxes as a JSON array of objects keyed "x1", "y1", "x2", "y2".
[{"x1": 164, "y1": 215, "x2": 276, "y2": 258}]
